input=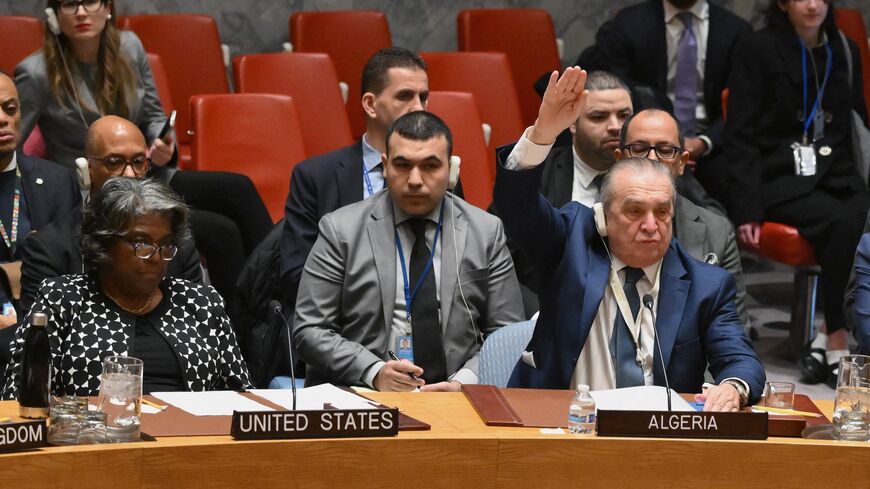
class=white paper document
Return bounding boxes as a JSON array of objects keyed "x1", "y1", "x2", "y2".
[
  {"x1": 589, "y1": 386, "x2": 695, "y2": 412},
  {"x1": 150, "y1": 391, "x2": 273, "y2": 416},
  {"x1": 249, "y1": 384, "x2": 381, "y2": 411}
]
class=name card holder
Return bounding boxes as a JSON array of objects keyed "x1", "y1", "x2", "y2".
[
  {"x1": 596, "y1": 410, "x2": 768, "y2": 440},
  {"x1": 231, "y1": 408, "x2": 400, "y2": 440},
  {"x1": 0, "y1": 420, "x2": 47, "y2": 453}
]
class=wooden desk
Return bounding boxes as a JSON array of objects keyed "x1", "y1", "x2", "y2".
[{"x1": 1, "y1": 394, "x2": 867, "y2": 489}]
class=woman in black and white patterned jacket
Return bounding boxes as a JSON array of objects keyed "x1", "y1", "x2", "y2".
[{"x1": 1, "y1": 177, "x2": 250, "y2": 398}]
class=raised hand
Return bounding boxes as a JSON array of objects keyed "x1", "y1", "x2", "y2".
[{"x1": 528, "y1": 67, "x2": 589, "y2": 145}]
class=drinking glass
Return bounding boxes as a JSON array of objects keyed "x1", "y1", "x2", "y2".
[
  {"x1": 97, "y1": 356, "x2": 143, "y2": 443},
  {"x1": 762, "y1": 381, "x2": 795, "y2": 409},
  {"x1": 832, "y1": 354, "x2": 870, "y2": 441},
  {"x1": 48, "y1": 403, "x2": 80, "y2": 445},
  {"x1": 78, "y1": 410, "x2": 108, "y2": 444}
]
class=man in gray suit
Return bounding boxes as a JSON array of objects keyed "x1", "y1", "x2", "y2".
[{"x1": 293, "y1": 111, "x2": 524, "y2": 391}]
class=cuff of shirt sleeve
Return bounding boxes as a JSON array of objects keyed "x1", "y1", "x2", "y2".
[
  {"x1": 448, "y1": 368, "x2": 478, "y2": 386},
  {"x1": 504, "y1": 126, "x2": 555, "y2": 171},
  {"x1": 697, "y1": 135, "x2": 713, "y2": 157},
  {"x1": 361, "y1": 361, "x2": 386, "y2": 389}
]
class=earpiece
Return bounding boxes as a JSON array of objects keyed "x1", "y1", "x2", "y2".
[
  {"x1": 75, "y1": 157, "x2": 91, "y2": 191},
  {"x1": 45, "y1": 7, "x2": 61, "y2": 36},
  {"x1": 593, "y1": 202, "x2": 607, "y2": 237},
  {"x1": 106, "y1": 14, "x2": 112, "y2": 20},
  {"x1": 448, "y1": 155, "x2": 460, "y2": 190}
]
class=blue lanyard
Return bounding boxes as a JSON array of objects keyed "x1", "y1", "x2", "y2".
[
  {"x1": 363, "y1": 160, "x2": 375, "y2": 198},
  {"x1": 395, "y1": 202, "x2": 445, "y2": 323},
  {"x1": 800, "y1": 38, "x2": 833, "y2": 139}
]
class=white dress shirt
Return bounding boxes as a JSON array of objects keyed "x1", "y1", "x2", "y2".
[
  {"x1": 361, "y1": 133, "x2": 385, "y2": 199},
  {"x1": 571, "y1": 146, "x2": 605, "y2": 207}
]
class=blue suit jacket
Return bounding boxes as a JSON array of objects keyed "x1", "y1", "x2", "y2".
[
  {"x1": 493, "y1": 148, "x2": 765, "y2": 402},
  {"x1": 850, "y1": 232, "x2": 870, "y2": 355}
]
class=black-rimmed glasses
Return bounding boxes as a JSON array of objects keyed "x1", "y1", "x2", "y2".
[
  {"x1": 57, "y1": 0, "x2": 106, "y2": 15},
  {"x1": 87, "y1": 156, "x2": 151, "y2": 176},
  {"x1": 621, "y1": 143, "x2": 683, "y2": 160},
  {"x1": 117, "y1": 236, "x2": 178, "y2": 261}
]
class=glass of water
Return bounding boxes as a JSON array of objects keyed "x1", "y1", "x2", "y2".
[
  {"x1": 832, "y1": 354, "x2": 870, "y2": 442},
  {"x1": 97, "y1": 356, "x2": 143, "y2": 443}
]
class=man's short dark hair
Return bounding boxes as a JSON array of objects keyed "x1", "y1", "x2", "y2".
[
  {"x1": 361, "y1": 47, "x2": 427, "y2": 97},
  {"x1": 385, "y1": 111, "x2": 452, "y2": 157},
  {"x1": 619, "y1": 109, "x2": 685, "y2": 149},
  {"x1": 584, "y1": 70, "x2": 630, "y2": 93}
]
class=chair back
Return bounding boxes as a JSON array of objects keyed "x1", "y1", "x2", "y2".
[
  {"x1": 146, "y1": 53, "x2": 173, "y2": 115},
  {"x1": 0, "y1": 16, "x2": 43, "y2": 75},
  {"x1": 479, "y1": 320, "x2": 535, "y2": 387},
  {"x1": 835, "y1": 8, "x2": 870, "y2": 116}
]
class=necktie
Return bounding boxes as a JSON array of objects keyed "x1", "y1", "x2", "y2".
[
  {"x1": 591, "y1": 173, "x2": 605, "y2": 203},
  {"x1": 610, "y1": 267, "x2": 645, "y2": 388},
  {"x1": 407, "y1": 218, "x2": 447, "y2": 384},
  {"x1": 674, "y1": 11, "x2": 698, "y2": 136}
]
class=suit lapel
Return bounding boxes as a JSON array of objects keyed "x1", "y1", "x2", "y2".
[
  {"x1": 337, "y1": 141, "x2": 365, "y2": 207},
  {"x1": 704, "y1": 6, "x2": 724, "y2": 105},
  {"x1": 550, "y1": 147, "x2": 574, "y2": 208},
  {"x1": 653, "y1": 246, "x2": 689, "y2": 384},
  {"x1": 650, "y1": 1, "x2": 669, "y2": 91},
  {"x1": 440, "y1": 196, "x2": 465, "y2": 332},
  {"x1": 367, "y1": 193, "x2": 397, "y2": 333},
  {"x1": 674, "y1": 196, "x2": 705, "y2": 258}
]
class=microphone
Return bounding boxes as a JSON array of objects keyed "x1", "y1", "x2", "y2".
[
  {"x1": 269, "y1": 300, "x2": 297, "y2": 411},
  {"x1": 643, "y1": 294, "x2": 671, "y2": 412}
]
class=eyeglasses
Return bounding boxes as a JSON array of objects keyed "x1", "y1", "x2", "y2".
[
  {"x1": 621, "y1": 143, "x2": 683, "y2": 160},
  {"x1": 117, "y1": 236, "x2": 178, "y2": 261},
  {"x1": 87, "y1": 156, "x2": 151, "y2": 176},
  {"x1": 57, "y1": 0, "x2": 106, "y2": 15}
]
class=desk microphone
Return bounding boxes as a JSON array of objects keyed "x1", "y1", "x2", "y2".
[
  {"x1": 643, "y1": 294, "x2": 671, "y2": 412},
  {"x1": 269, "y1": 300, "x2": 297, "y2": 410}
]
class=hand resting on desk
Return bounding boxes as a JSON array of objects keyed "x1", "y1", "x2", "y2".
[
  {"x1": 694, "y1": 383, "x2": 741, "y2": 412},
  {"x1": 374, "y1": 360, "x2": 425, "y2": 392}
]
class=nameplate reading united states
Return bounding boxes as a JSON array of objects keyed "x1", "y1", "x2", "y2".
[
  {"x1": 230, "y1": 409, "x2": 399, "y2": 440},
  {"x1": 0, "y1": 420, "x2": 47, "y2": 453},
  {"x1": 596, "y1": 410, "x2": 768, "y2": 440}
]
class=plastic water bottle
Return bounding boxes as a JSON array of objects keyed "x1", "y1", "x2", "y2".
[
  {"x1": 18, "y1": 312, "x2": 51, "y2": 419},
  {"x1": 568, "y1": 384, "x2": 596, "y2": 434}
]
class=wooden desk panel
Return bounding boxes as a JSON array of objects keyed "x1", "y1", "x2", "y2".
[{"x1": 0, "y1": 395, "x2": 866, "y2": 489}]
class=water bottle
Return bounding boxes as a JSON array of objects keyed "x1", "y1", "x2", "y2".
[
  {"x1": 18, "y1": 312, "x2": 51, "y2": 419},
  {"x1": 568, "y1": 384, "x2": 596, "y2": 434}
]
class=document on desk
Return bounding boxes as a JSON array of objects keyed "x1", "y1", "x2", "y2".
[
  {"x1": 249, "y1": 384, "x2": 380, "y2": 411},
  {"x1": 590, "y1": 386, "x2": 694, "y2": 412},
  {"x1": 150, "y1": 391, "x2": 274, "y2": 416}
]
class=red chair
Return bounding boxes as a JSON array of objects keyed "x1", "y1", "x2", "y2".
[
  {"x1": 835, "y1": 8, "x2": 870, "y2": 117},
  {"x1": 234, "y1": 53, "x2": 353, "y2": 158},
  {"x1": 146, "y1": 53, "x2": 173, "y2": 116},
  {"x1": 426, "y1": 91, "x2": 493, "y2": 210},
  {"x1": 420, "y1": 52, "x2": 525, "y2": 149},
  {"x1": 457, "y1": 9, "x2": 560, "y2": 127},
  {"x1": 0, "y1": 16, "x2": 43, "y2": 75},
  {"x1": 190, "y1": 94, "x2": 306, "y2": 222},
  {"x1": 289, "y1": 11, "x2": 391, "y2": 140},
  {"x1": 722, "y1": 88, "x2": 819, "y2": 352},
  {"x1": 121, "y1": 14, "x2": 230, "y2": 168}
]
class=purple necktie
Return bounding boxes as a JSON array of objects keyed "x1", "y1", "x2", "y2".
[{"x1": 674, "y1": 11, "x2": 698, "y2": 136}]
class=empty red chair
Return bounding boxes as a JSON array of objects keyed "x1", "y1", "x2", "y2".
[
  {"x1": 421, "y1": 52, "x2": 525, "y2": 149},
  {"x1": 290, "y1": 11, "x2": 392, "y2": 139},
  {"x1": 426, "y1": 91, "x2": 493, "y2": 209},
  {"x1": 190, "y1": 94, "x2": 306, "y2": 222},
  {"x1": 458, "y1": 9, "x2": 560, "y2": 127},
  {"x1": 234, "y1": 53, "x2": 353, "y2": 158},
  {"x1": 835, "y1": 8, "x2": 870, "y2": 116},
  {"x1": 0, "y1": 16, "x2": 43, "y2": 75},
  {"x1": 121, "y1": 14, "x2": 230, "y2": 168},
  {"x1": 146, "y1": 53, "x2": 173, "y2": 115}
]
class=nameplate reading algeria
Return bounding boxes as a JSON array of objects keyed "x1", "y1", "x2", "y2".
[
  {"x1": 0, "y1": 420, "x2": 47, "y2": 453},
  {"x1": 596, "y1": 410, "x2": 768, "y2": 440},
  {"x1": 230, "y1": 409, "x2": 400, "y2": 440}
]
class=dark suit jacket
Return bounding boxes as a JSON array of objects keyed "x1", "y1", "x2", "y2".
[
  {"x1": 582, "y1": 0, "x2": 750, "y2": 149},
  {"x1": 279, "y1": 141, "x2": 464, "y2": 307},
  {"x1": 849, "y1": 232, "x2": 870, "y2": 355},
  {"x1": 724, "y1": 27, "x2": 868, "y2": 225},
  {"x1": 492, "y1": 155, "x2": 765, "y2": 402},
  {"x1": 18, "y1": 204, "x2": 203, "y2": 316}
]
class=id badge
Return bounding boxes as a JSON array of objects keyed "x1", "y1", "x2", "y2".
[
  {"x1": 396, "y1": 335, "x2": 414, "y2": 363},
  {"x1": 791, "y1": 142, "x2": 817, "y2": 176},
  {"x1": 2, "y1": 302, "x2": 14, "y2": 317}
]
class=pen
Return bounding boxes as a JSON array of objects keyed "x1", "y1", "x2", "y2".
[
  {"x1": 751, "y1": 405, "x2": 822, "y2": 418},
  {"x1": 141, "y1": 398, "x2": 167, "y2": 411},
  {"x1": 387, "y1": 350, "x2": 421, "y2": 384}
]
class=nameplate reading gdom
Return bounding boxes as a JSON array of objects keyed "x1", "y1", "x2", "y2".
[
  {"x1": 231, "y1": 409, "x2": 400, "y2": 440},
  {"x1": 0, "y1": 420, "x2": 47, "y2": 453}
]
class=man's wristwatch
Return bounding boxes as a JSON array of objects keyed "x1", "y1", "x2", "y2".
[{"x1": 723, "y1": 380, "x2": 749, "y2": 406}]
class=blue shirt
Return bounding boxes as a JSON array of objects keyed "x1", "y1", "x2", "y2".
[{"x1": 362, "y1": 134, "x2": 385, "y2": 199}]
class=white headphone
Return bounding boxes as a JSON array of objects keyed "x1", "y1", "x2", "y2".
[
  {"x1": 593, "y1": 201, "x2": 607, "y2": 237},
  {"x1": 75, "y1": 157, "x2": 91, "y2": 191},
  {"x1": 448, "y1": 155, "x2": 461, "y2": 190},
  {"x1": 45, "y1": 7, "x2": 61, "y2": 35}
]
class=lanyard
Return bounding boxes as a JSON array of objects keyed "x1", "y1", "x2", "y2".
[
  {"x1": 396, "y1": 202, "x2": 445, "y2": 324},
  {"x1": 607, "y1": 263, "x2": 662, "y2": 366},
  {"x1": 363, "y1": 160, "x2": 375, "y2": 198},
  {"x1": 800, "y1": 39, "x2": 833, "y2": 140},
  {"x1": 0, "y1": 167, "x2": 22, "y2": 256}
]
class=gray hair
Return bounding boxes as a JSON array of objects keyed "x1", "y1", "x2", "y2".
[
  {"x1": 80, "y1": 177, "x2": 191, "y2": 273},
  {"x1": 599, "y1": 157, "x2": 676, "y2": 211},
  {"x1": 584, "y1": 70, "x2": 630, "y2": 93}
]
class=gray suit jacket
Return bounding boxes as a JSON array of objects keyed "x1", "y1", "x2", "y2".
[
  {"x1": 675, "y1": 195, "x2": 750, "y2": 331},
  {"x1": 293, "y1": 190, "x2": 524, "y2": 387}
]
